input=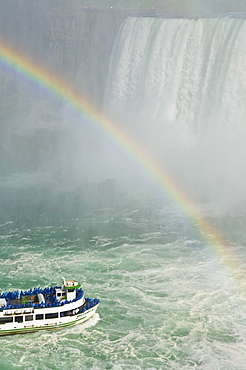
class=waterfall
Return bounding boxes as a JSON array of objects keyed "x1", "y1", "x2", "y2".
[
  {"x1": 105, "y1": 17, "x2": 246, "y2": 130},
  {"x1": 104, "y1": 17, "x2": 246, "y2": 206}
]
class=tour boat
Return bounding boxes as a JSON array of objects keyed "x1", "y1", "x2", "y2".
[{"x1": 0, "y1": 278, "x2": 100, "y2": 336}]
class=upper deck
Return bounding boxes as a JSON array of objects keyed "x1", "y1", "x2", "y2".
[{"x1": 0, "y1": 281, "x2": 84, "y2": 313}]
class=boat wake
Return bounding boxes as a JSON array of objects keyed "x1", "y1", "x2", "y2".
[{"x1": 68, "y1": 312, "x2": 100, "y2": 334}]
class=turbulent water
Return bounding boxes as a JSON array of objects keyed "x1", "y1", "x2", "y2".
[
  {"x1": 2, "y1": 13, "x2": 246, "y2": 369},
  {"x1": 1, "y1": 202, "x2": 246, "y2": 369}
]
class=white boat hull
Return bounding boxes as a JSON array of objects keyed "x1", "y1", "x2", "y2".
[{"x1": 0, "y1": 304, "x2": 99, "y2": 336}]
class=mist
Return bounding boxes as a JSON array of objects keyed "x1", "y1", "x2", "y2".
[
  {"x1": 103, "y1": 16, "x2": 246, "y2": 208},
  {"x1": 1, "y1": 1, "x2": 246, "y2": 224}
]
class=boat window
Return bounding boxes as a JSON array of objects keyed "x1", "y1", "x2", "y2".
[
  {"x1": 35, "y1": 314, "x2": 44, "y2": 320},
  {"x1": 0, "y1": 317, "x2": 13, "y2": 324},
  {"x1": 25, "y1": 315, "x2": 33, "y2": 321},
  {"x1": 45, "y1": 313, "x2": 58, "y2": 319},
  {"x1": 15, "y1": 316, "x2": 23, "y2": 323},
  {"x1": 60, "y1": 309, "x2": 76, "y2": 317}
]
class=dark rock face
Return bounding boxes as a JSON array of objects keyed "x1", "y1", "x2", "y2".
[
  {"x1": 0, "y1": 2, "x2": 131, "y2": 223},
  {"x1": 0, "y1": 1, "x2": 125, "y2": 103}
]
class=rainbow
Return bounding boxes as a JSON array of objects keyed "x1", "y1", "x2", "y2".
[{"x1": 0, "y1": 39, "x2": 245, "y2": 285}]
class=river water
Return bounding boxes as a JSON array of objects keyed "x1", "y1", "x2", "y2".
[{"x1": 1, "y1": 199, "x2": 246, "y2": 369}]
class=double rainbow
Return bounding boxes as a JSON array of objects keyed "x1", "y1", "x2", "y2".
[{"x1": 0, "y1": 39, "x2": 245, "y2": 285}]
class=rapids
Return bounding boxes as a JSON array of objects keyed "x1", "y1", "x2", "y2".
[{"x1": 1, "y1": 203, "x2": 246, "y2": 369}]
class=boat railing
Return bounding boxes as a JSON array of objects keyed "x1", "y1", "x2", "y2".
[{"x1": 81, "y1": 297, "x2": 100, "y2": 312}]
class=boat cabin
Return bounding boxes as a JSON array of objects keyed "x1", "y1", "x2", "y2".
[{"x1": 52, "y1": 279, "x2": 82, "y2": 302}]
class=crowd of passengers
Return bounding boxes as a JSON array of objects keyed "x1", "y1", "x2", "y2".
[{"x1": 0, "y1": 287, "x2": 85, "y2": 310}]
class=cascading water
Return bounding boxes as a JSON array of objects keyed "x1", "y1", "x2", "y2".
[
  {"x1": 106, "y1": 17, "x2": 245, "y2": 126},
  {"x1": 2, "y1": 10, "x2": 246, "y2": 369},
  {"x1": 104, "y1": 17, "x2": 246, "y2": 207}
]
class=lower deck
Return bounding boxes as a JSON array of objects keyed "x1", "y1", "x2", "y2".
[{"x1": 0, "y1": 304, "x2": 98, "y2": 336}]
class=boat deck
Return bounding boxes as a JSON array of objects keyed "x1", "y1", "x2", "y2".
[{"x1": 8, "y1": 293, "x2": 54, "y2": 307}]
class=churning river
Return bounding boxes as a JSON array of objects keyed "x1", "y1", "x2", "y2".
[{"x1": 1, "y1": 199, "x2": 246, "y2": 369}]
